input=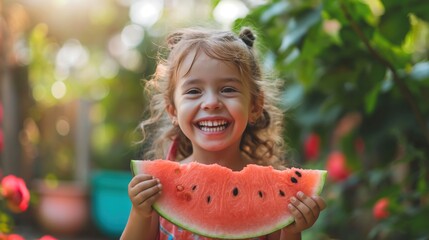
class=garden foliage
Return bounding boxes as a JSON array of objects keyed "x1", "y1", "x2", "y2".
[{"x1": 232, "y1": 0, "x2": 429, "y2": 239}]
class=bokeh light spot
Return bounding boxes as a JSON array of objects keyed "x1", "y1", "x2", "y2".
[
  {"x1": 56, "y1": 118, "x2": 70, "y2": 136},
  {"x1": 213, "y1": 0, "x2": 249, "y2": 27},
  {"x1": 51, "y1": 81, "x2": 67, "y2": 99},
  {"x1": 129, "y1": 0, "x2": 164, "y2": 28}
]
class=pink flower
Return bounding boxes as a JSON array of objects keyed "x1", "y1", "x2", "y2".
[
  {"x1": 323, "y1": 19, "x2": 341, "y2": 36},
  {"x1": 6, "y1": 234, "x2": 25, "y2": 240},
  {"x1": 373, "y1": 198, "x2": 390, "y2": 220},
  {"x1": 326, "y1": 151, "x2": 351, "y2": 182},
  {"x1": 1, "y1": 175, "x2": 30, "y2": 213},
  {"x1": 39, "y1": 235, "x2": 58, "y2": 240},
  {"x1": 304, "y1": 133, "x2": 321, "y2": 161}
]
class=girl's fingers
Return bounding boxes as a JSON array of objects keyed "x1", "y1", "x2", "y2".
[
  {"x1": 284, "y1": 193, "x2": 327, "y2": 233},
  {"x1": 296, "y1": 192, "x2": 320, "y2": 219},
  {"x1": 288, "y1": 203, "x2": 303, "y2": 219},
  {"x1": 128, "y1": 174, "x2": 163, "y2": 205},
  {"x1": 142, "y1": 189, "x2": 162, "y2": 207},
  {"x1": 134, "y1": 182, "x2": 162, "y2": 205},
  {"x1": 290, "y1": 193, "x2": 323, "y2": 224},
  {"x1": 289, "y1": 197, "x2": 311, "y2": 225},
  {"x1": 129, "y1": 174, "x2": 155, "y2": 188},
  {"x1": 129, "y1": 177, "x2": 160, "y2": 197},
  {"x1": 311, "y1": 195, "x2": 327, "y2": 211}
]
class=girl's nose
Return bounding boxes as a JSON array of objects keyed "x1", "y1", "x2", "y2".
[{"x1": 201, "y1": 92, "x2": 222, "y2": 110}]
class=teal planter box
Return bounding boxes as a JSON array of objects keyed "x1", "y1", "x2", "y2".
[{"x1": 91, "y1": 170, "x2": 132, "y2": 238}]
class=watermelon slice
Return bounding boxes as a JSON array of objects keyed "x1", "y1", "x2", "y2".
[{"x1": 131, "y1": 160, "x2": 326, "y2": 239}]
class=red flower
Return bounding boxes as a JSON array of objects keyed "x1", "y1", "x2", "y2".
[
  {"x1": 326, "y1": 151, "x2": 350, "y2": 182},
  {"x1": 39, "y1": 235, "x2": 58, "y2": 240},
  {"x1": 1, "y1": 175, "x2": 30, "y2": 213},
  {"x1": 304, "y1": 133, "x2": 321, "y2": 161},
  {"x1": 373, "y1": 198, "x2": 390, "y2": 220},
  {"x1": 6, "y1": 234, "x2": 25, "y2": 240}
]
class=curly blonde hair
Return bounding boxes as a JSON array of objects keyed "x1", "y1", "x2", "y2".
[{"x1": 139, "y1": 27, "x2": 286, "y2": 168}]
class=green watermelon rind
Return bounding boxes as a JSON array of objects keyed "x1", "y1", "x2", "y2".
[
  {"x1": 153, "y1": 202, "x2": 296, "y2": 239},
  {"x1": 315, "y1": 170, "x2": 327, "y2": 195},
  {"x1": 131, "y1": 160, "x2": 327, "y2": 239}
]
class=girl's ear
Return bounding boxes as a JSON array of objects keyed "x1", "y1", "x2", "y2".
[
  {"x1": 249, "y1": 94, "x2": 264, "y2": 123},
  {"x1": 167, "y1": 103, "x2": 178, "y2": 122},
  {"x1": 167, "y1": 103, "x2": 176, "y2": 117}
]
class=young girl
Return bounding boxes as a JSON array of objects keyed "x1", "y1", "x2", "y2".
[{"x1": 121, "y1": 27, "x2": 326, "y2": 240}]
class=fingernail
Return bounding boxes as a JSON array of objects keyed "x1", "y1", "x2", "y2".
[
  {"x1": 158, "y1": 183, "x2": 162, "y2": 189},
  {"x1": 297, "y1": 191, "x2": 304, "y2": 198},
  {"x1": 290, "y1": 197, "x2": 296, "y2": 203},
  {"x1": 288, "y1": 204, "x2": 293, "y2": 210}
]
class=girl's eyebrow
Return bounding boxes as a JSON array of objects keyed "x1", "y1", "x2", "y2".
[{"x1": 180, "y1": 77, "x2": 243, "y2": 88}]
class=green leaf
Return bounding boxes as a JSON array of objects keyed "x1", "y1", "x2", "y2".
[
  {"x1": 300, "y1": 21, "x2": 331, "y2": 58},
  {"x1": 372, "y1": 32, "x2": 412, "y2": 69},
  {"x1": 296, "y1": 58, "x2": 316, "y2": 87},
  {"x1": 365, "y1": 83, "x2": 380, "y2": 114},
  {"x1": 210, "y1": 0, "x2": 222, "y2": 10},
  {"x1": 382, "y1": 0, "x2": 429, "y2": 23},
  {"x1": 409, "y1": 3, "x2": 429, "y2": 22},
  {"x1": 417, "y1": 160, "x2": 427, "y2": 194},
  {"x1": 347, "y1": 0, "x2": 376, "y2": 25},
  {"x1": 379, "y1": 11, "x2": 411, "y2": 45},
  {"x1": 280, "y1": 83, "x2": 304, "y2": 109},
  {"x1": 323, "y1": 0, "x2": 348, "y2": 24},
  {"x1": 260, "y1": 1, "x2": 290, "y2": 23},
  {"x1": 279, "y1": 5, "x2": 322, "y2": 52},
  {"x1": 380, "y1": 0, "x2": 403, "y2": 9}
]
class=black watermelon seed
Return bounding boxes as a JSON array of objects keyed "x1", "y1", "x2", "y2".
[
  {"x1": 291, "y1": 177, "x2": 298, "y2": 183},
  {"x1": 295, "y1": 171, "x2": 302, "y2": 177},
  {"x1": 232, "y1": 187, "x2": 239, "y2": 196},
  {"x1": 192, "y1": 185, "x2": 197, "y2": 191},
  {"x1": 207, "y1": 196, "x2": 211, "y2": 204},
  {"x1": 258, "y1": 191, "x2": 264, "y2": 198},
  {"x1": 279, "y1": 190, "x2": 285, "y2": 197}
]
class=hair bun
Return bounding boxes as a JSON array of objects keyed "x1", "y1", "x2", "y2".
[{"x1": 239, "y1": 27, "x2": 256, "y2": 48}]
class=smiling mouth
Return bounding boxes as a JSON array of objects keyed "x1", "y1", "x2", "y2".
[{"x1": 197, "y1": 120, "x2": 230, "y2": 132}]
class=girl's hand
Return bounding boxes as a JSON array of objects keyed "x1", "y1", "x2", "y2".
[
  {"x1": 281, "y1": 191, "x2": 326, "y2": 235},
  {"x1": 128, "y1": 174, "x2": 162, "y2": 218}
]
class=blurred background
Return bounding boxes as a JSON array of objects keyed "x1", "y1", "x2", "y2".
[{"x1": 1, "y1": 0, "x2": 429, "y2": 239}]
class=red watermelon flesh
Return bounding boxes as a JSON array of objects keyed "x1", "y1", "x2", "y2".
[{"x1": 131, "y1": 159, "x2": 326, "y2": 239}]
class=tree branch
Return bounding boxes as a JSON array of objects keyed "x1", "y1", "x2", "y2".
[{"x1": 340, "y1": 1, "x2": 429, "y2": 146}]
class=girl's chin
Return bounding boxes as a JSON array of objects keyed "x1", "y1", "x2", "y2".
[
  {"x1": 193, "y1": 140, "x2": 231, "y2": 152},
  {"x1": 193, "y1": 137, "x2": 243, "y2": 153}
]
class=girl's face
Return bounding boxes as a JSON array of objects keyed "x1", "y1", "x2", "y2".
[{"x1": 169, "y1": 50, "x2": 257, "y2": 154}]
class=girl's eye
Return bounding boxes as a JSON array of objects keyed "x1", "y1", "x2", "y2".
[
  {"x1": 221, "y1": 87, "x2": 238, "y2": 93},
  {"x1": 185, "y1": 88, "x2": 201, "y2": 95}
]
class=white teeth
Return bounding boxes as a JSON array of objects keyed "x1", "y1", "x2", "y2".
[
  {"x1": 200, "y1": 126, "x2": 227, "y2": 132},
  {"x1": 198, "y1": 120, "x2": 227, "y2": 127},
  {"x1": 198, "y1": 120, "x2": 228, "y2": 132}
]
